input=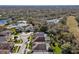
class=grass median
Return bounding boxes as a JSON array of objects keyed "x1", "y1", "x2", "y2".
[
  {"x1": 13, "y1": 46, "x2": 20, "y2": 53},
  {"x1": 15, "y1": 39, "x2": 23, "y2": 44}
]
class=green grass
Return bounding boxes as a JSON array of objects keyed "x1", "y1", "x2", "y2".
[
  {"x1": 15, "y1": 39, "x2": 23, "y2": 44},
  {"x1": 53, "y1": 46, "x2": 62, "y2": 54},
  {"x1": 26, "y1": 44, "x2": 28, "y2": 49},
  {"x1": 51, "y1": 43, "x2": 62, "y2": 54},
  {"x1": 14, "y1": 33, "x2": 19, "y2": 36},
  {"x1": 26, "y1": 42, "x2": 32, "y2": 49},
  {"x1": 25, "y1": 42, "x2": 33, "y2": 54},
  {"x1": 28, "y1": 36, "x2": 33, "y2": 41},
  {"x1": 62, "y1": 43, "x2": 70, "y2": 48},
  {"x1": 12, "y1": 46, "x2": 20, "y2": 53}
]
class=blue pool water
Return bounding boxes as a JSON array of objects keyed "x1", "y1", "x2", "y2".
[{"x1": 0, "y1": 20, "x2": 7, "y2": 25}]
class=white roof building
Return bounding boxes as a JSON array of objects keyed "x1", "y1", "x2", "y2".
[
  {"x1": 7, "y1": 21, "x2": 29, "y2": 28},
  {"x1": 7, "y1": 20, "x2": 34, "y2": 32},
  {"x1": 17, "y1": 21, "x2": 28, "y2": 27},
  {"x1": 7, "y1": 24, "x2": 17, "y2": 29},
  {"x1": 47, "y1": 19, "x2": 60, "y2": 24}
]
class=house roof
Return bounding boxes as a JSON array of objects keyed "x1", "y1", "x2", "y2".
[
  {"x1": 0, "y1": 43, "x2": 11, "y2": 54},
  {"x1": 34, "y1": 37, "x2": 45, "y2": 42},
  {"x1": 0, "y1": 30, "x2": 11, "y2": 42},
  {"x1": 35, "y1": 32, "x2": 44, "y2": 37},
  {"x1": 33, "y1": 32, "x2": 46, "y2": 52},
  {"x1": 33, "y1": 44, "x2": 46, "y2": 51},
  {"x1": 7, "y1": 21, "x2": 29, "y2": 28},
  {"x1": 0, "y1": 43, "x2": 11, "y2": 50},
  {"x1": 0, "y1": 36, "x2": 6, "y2": 42},
  {"x1": 0, "y1": 30, "x2": 11, "y2": 36},
  {"x1": 47, "y1": 19, "x2": 60, "y2": 24},
  {"x1": 34, "y1": 32, "x2": 45, "y2": 42}
]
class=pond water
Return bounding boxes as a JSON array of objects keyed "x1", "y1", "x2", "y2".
[{"x1": 0, "y1": 20, "x2": 7, "y2": 25}]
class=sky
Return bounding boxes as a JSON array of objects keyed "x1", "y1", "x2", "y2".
[{"x1": 0, "y1": 0, "x2": 79, "y2": 5}]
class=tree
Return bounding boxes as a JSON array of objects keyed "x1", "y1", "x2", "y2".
[
  {"x1": 50, "y1": 43, "x2": 62, "y2": 54},
  {"x1": 10, "y1": 28, "x2": 16, "y2": 34},
  {"x1": 39, "y1": 26, "x2": 48, "y2": 33},
  {"x1": 62, "y1": 47, "x2": 72, "y2": 54},
  {"x1": 76, "y1": 16, "x2": 79, "y2": 25}
]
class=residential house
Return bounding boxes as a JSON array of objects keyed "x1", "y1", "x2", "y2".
[
  {"x1": 7, "y1": 21, "x2": 34, "y2": 32},
  {"x1": 0, "y1": 43, "x2": 13, "y2": 54},
  {"x1": 0, "y1": 30, "x2": 11, "y2": 42},
  {"x1": 0, "y1": 30, "x2": 13, "y2": 54},
  {"x1": 47, "y1": 19, "x2": 60, "y2": 25},
  {"x1": 33, "y1": 32, "x2": 47, "y2": 53}
]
